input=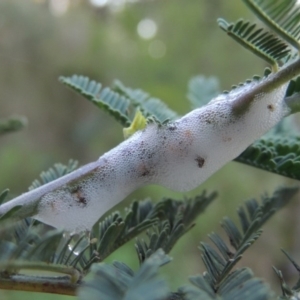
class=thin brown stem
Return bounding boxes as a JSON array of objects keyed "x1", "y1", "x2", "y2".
[
  {"x1": 0, "y1": 261, "x2": 82, "y2": 294},
  {"x1": 0, "y1": 261, "x2": 81, "y2": 283},
  {"x1": 0, "y1": 274, "x2": 78, "y2": 295}
]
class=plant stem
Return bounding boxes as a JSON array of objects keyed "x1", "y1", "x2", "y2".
[
  {"x1": 0, "y1": 274, "x2": 78, "y2": 295},
  {"x1": 0, "y1": 261, "x2": 81, "y2": 281},
  {"x1": 231, "y1": 58, "x2": 300, "y2": 114},
  {"x1": 0, "y1": 261, "x2": 81, "y2": 295}
]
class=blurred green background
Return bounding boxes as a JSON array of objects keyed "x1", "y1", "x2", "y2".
[{"x1": 0, "y1": 0, "x2": 299, "y2": 299}]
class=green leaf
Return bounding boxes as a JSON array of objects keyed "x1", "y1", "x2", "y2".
[
  {"x1": 243, "y1": 0, "x2": 300, "y2": 50},
  {"x1": 112, "y1": 79, "x2": 178, "y2": 123},
  {"x1": 0, "y1": 189, "x2": 9, "y2": 205},
  {"x1": 69, "y1": 193, "x2": 216, "y2": 271},
  {"x1": 187, "y1": 76, "x2": 220, "y2": 109},
  {"x1": 0, "y1": 221, "x2": 63, "y2": 263},
  {"x1": 29, "y1": 159, "x2": 78, "y2": 190},
  {"x1": 135, "y1": 191, "x2": 217, "y2": 263},
  {"x1": 60, "y1": 199, "x2": 163, "y2": 271},
  {"x1": 181, "y1": 268, "x2": 273, "y2": 300},
  {"x1": 219, "y1": 268, "x2": 273, "y2": 299},
  {"x1": 196, "y1": 187, "x2": 296, "y2": 291},
  {"x1": 0, "y1": 206, "x2": 23, "y2": 223},
  {"x1": 218, "y1": 18, "x2": 290, "y2": 69},
  {"x1": 60, "y1": 76, "x2": 178, "y2": 127},
  {"x1": 0, "y1": 116, "x2": 27, "y2": 136},
  {"x1": 181, "y1": 275, "x2": 216, "y2": 299},
  {"x1": 77, "y1": 249, "x2": 170, "y2": 300},
  {"x1": 273, "y1": 250, "x2": 300, "y2": 297},
  {"x1": 60, "y1": 75, "x2": 131, "y2": 126},
  {"x1": 235, "y1": 135, "x2": 300, "y2": 180},
  {"x1": 95, "y1": 200, "x2": 160, "y2": 260},
  {"x1": 272, "y1": 266, "x2": 294, "y2": 298},
  {"x1": 96, "y1": 220, "x2": 126, "y2": 259},
  {"x1": 284, "y1": 76, "x2": 300, "y2": 114},
  {"x1": 24, "y1": 230, "x2": 63, "y2": 262},
  {"x1": 286, "y1": 76, "x2": 300, "y2": 97},
  {"x1": 225, "y1": 68, "x2": 272, "y2": 95}
]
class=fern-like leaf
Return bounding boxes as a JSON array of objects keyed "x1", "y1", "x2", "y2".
[
  {"x1": 83, "y1": 199, "x2": 163, "y2": 269},
  {"x1": 284, "y1": 76, "x2": 300, "y2": 114},
  {"x1": 0, "y1": 205, "x2": 23, "y2": 223},
  {"x1": 0, "y1": 199, "x2": 173, "y2": 286},
  {"x1": 0, "y1": 222, "x2": 63, "y2": 264},
  {"x1": 113, "y1": 79, "x2": 178, "y2": 123},
  {"x1": 60, "y1": 75, "x2": 131, "y2": 126},
  {"x1": 192, "y1": 187, "x2": 296, "y2": 294},
  {"x1": 187, "y1": 76, "x2": 220, "y2": 109},
  {"x1": 0, "y1": 189, "x2": 23, "y2": 224},
  {"x1": 29, "y1": 159, "x2": 78, "y2": 190},
  {"x1": 135, "y1": 191, "x2": 217, "y2": 263},
  {"x1": 180, "y1": 268, "x2": 273, "y2": 300},
  {"x1": 218, "y1": 18, "x2": 290, "y2": 69},
  {"x1": 59, "y1": 196, "x2": 197, "y2": 271},
  {"x1": 286, "y1": 75, "x2": 300, "y2": 97},
  {"x1": 235, "y1": 135, "x2": 300, "y2": 180},
  {"x1": 60, "y1": 76, "x2": 177, "y2": 127},
  {"x1": 0, "y1": 192, "x2": 214, "y2": 275},
  {"x1": 77, "y1": 249, "x2": 171, "y2": 300},
  {"x1": 0, "y1": 116, "x2": 27, "y2": 136},
  {"x1": 60, "y1": 193, "x2": 215, "y2": 271},
  {"x1": 0, "y1": 189, "x2": 9, "y2": 205},
  {"x1": 243, "y1": 0, "x2": 300, "y2": 50},
  {"x1": 273, "y1": 250, "x2": 300, "y2": 297}
]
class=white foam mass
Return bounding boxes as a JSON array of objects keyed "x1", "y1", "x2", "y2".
[{"x1": 34, "y1": 81, "x2": 290, "y2": 232}]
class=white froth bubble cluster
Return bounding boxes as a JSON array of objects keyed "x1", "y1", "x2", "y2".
[
  {"x1": 32, "y1": 80, "x2": 289, "y2": 232},
  {"x1": 0, "y1": 72, "x2": 293, "y2": 233}
]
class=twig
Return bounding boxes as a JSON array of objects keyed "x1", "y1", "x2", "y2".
[
  {"x1": 0, "y1": 261, "x2": 81, "y2": 295},
  {"x1": 0, "y1": 274, "x2": 78, "y2": 295},
  {"x1": 0, "y1": 261, "x2": 80, "y2": 281}
]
